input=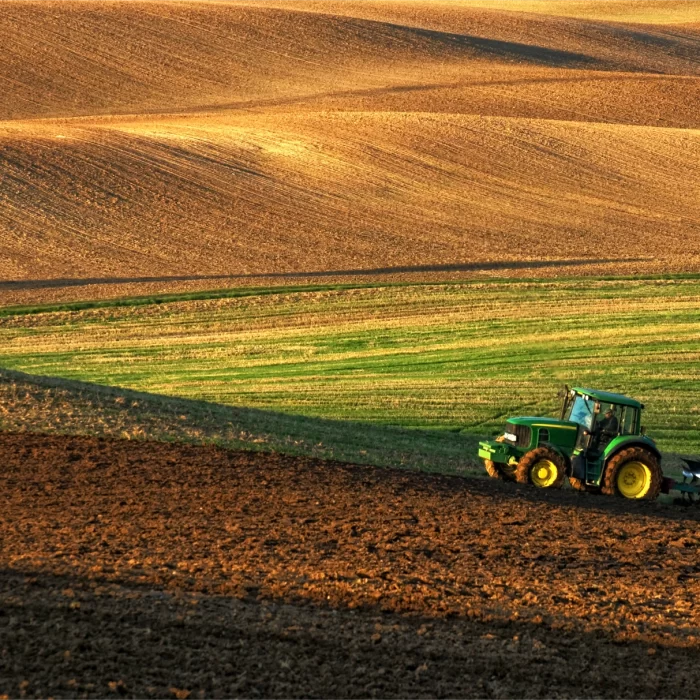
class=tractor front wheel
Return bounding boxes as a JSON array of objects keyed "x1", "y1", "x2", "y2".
[
  {"x1": 484, "y1": 459, "x2": 517, "y2": 481},
  {"x1": 483, "y1": 435, "x2": 516, "y2": 481},
  {"x1": 516, "y1": 447, "x2": 567, "y2": 489},
  {"x1": 601, "y1": 447, "x2": 662, "y2": 500}
]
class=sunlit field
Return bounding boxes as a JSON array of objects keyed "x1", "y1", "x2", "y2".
[
  {"x1": 2, "y1": 276, "x2": 699, "y2": 455},
  {"x1": 2, "y1": 0, "x2": 700, "y2": 308}
]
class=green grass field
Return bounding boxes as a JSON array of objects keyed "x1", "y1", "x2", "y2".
[{"x1": 1, "y1": 276, "x2": 699, "y2": 461}]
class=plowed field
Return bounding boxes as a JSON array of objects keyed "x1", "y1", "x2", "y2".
[
  {"x1": 2, "y1": 432, "x2": 700, "y2": 697},
  {"x1": 1, "y1": 1, "x2": 700, "y2": 306}
]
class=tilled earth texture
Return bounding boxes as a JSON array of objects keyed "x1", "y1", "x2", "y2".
[
  {"x1": 3, "y1": 1, "x2": 700, "y2": 307},
  {"x1": 2, "y1": 433, "x2": 700, "y2": 699}
]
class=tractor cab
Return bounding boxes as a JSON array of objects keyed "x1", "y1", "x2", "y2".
[
  {"x1": 561, "y1": 388, "x2": 647, "y2": 488},
  {"x1": 563, "y1": 388, "x2": 642, "y2": 452}
]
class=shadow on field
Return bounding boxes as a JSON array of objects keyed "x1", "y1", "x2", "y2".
[
  {"x1": 400, "y1": 24, "x2": 603, "y2": 67},
  {"x1": 0, "y1": 257, "x2": 646, "y2": 291},
  {"x1": 2, "y1": 368, "x2": 699, "y2": 523},
  {"x1": 110, "y1": 72, "x2": 699, "y2": 119},
  {"x1": 1, "y1": 565, "x2": 699, "y2": 699},
  {"x1": 0, "y1": 368, "x2": 480, "y2": 476}
]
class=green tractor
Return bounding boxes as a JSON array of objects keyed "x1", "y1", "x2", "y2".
[{"x1": 478, "y1": 387, "x2": 663, "y2": 500}]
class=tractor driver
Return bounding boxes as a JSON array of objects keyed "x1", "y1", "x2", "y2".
[{"x1": 594, "y1": 407, "x2": 619, "y2": 449}]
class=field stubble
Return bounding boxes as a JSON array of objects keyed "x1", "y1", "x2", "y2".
[{"x1": 2, "y1": 278, "x2": 699, "y2": 457}]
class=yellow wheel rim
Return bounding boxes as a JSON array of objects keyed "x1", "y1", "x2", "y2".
[
  {"x1": 616, "y1": 461, "x2": 652, "y2": 499},
  {"x1": 531, "y1": 459, "x2": 558, "y2": 488}
]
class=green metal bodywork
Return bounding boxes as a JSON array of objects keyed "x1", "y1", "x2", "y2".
[
  {"x1": 571, "y1": 388, "x2": 642, "y2": 409},
  {"x1": 478, "y1": 387, "x2": 660, "y2": 488}
]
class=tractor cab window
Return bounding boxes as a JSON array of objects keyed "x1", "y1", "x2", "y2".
[
  {"x1": 594, "y1": 402, "x2": 619, "y2": 432},
  {"x1": 619, "y1": 406, "x2": 638, "y2": 435},
  {"x1": 566, "y1": 394, "x2": 596, "y2": 430},
  {"x1": 592, "y1": 402, "x2": 620, "y2": 449}
]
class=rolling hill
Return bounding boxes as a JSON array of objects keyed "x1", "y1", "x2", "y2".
[{"x1": 1, "y1": 1, "x2": 699, "y2": 305}]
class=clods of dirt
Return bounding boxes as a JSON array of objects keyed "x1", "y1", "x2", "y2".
[{"x1": 2, "y1": 432, "x2": 700, "y2": 698}]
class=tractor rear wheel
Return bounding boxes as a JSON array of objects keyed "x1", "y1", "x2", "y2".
[
  {"x1": 601, "y1": 447, "x2": 662, "y2": 500},
  {"x1": 516, "y1": 447, "x2": 567, "y2": 488},
  {"x1": 483, "y1": 435, "x2": 516, "y2": 482}
]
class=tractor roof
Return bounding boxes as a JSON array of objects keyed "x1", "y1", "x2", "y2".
[{"x1": 573, "y1": 387, "x2": 642, "y2": 409}]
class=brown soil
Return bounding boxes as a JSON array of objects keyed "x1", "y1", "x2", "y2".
[
  {"x1": 3, "y1": 1, "x2": 698, "y2": 122},
  {"x1": 2, "y1": 110, "x2": 700, "y2": 307},
  {"x1": 2, "y1": 432, "x2": 700, "y2": 698},
  {"x1": 1, "y1": 1, "x2": 700, "y2": 306}
]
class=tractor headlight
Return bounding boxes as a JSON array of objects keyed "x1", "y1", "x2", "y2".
[{"x1": 504, "y1": 432, "x2": 517, "y2": 442}]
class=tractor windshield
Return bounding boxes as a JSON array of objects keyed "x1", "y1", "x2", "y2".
[{"x1": 565, "y1": 394, "x2": 596, "y2": 430}]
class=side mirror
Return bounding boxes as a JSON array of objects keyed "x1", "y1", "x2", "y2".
[{"x1": 594, "y1": 402, "x2": 601, "y2": 414}]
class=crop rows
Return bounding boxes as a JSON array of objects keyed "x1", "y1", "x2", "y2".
[{"x1": 2, "y1": 277, "x2": 699, "y2": 455}]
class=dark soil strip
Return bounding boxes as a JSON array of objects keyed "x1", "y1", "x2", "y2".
[{"x1": 2, "y1": 433, "x2": 700, "y2": 698}]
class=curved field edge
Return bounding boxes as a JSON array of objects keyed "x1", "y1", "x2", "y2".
[
  {"x1": 1, "y1": 277, "x2": 699, "y2": 463},
  {"x1": 3, "y1": 272, "x2": 700, "y2": 317},
  {"x1": 0, "y1": 368, "x2": 480, "y2": 476}
]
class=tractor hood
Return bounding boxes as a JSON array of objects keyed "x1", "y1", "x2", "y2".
[{"x1": 506, "y1": 416, "x2": 580, "y2": 431}]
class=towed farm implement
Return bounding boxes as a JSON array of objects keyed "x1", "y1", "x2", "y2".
[{"x1": 478, "y1": 387, "x2": 700, "y2": 502}]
